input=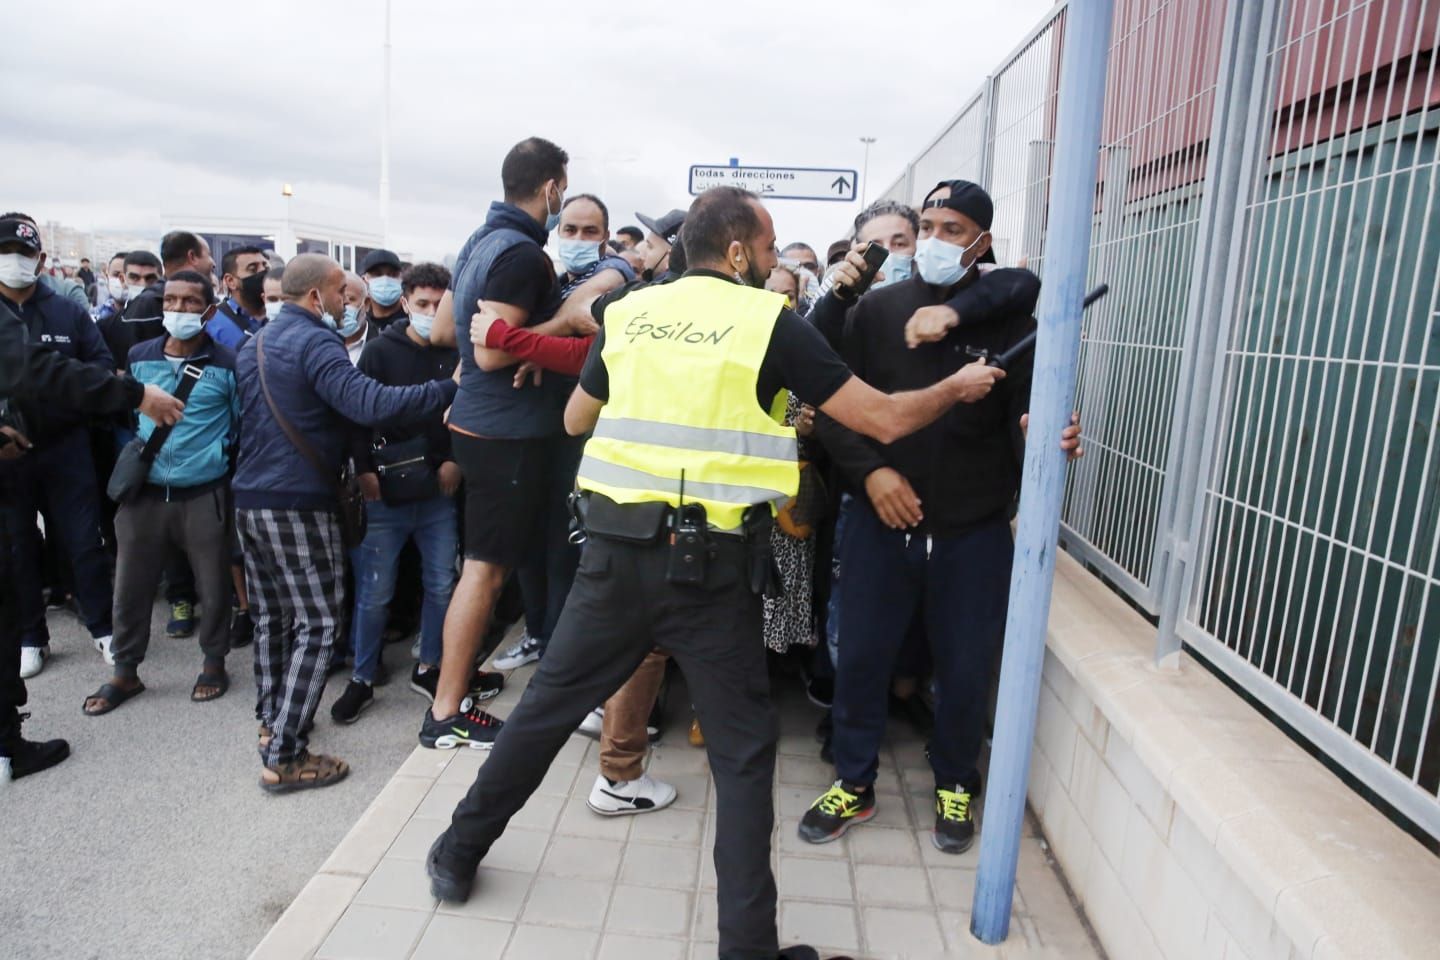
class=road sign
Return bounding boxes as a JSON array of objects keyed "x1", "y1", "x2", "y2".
[{"x1": 688, "y1": 164, "x2": 859, "y2": 202}]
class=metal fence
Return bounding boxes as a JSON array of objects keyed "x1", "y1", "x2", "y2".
[{"x1": 877, "y1": 0, "x2": 1440, "y2": 839}]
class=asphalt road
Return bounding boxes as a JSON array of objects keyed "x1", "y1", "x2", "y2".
[{"x1": 1, "y1": 601, "x2": 489, "y2": 960}]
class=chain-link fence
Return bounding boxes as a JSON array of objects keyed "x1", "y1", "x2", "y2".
[{"x1": 876, "y1": 0, "x2": 1440, "y2": 839}]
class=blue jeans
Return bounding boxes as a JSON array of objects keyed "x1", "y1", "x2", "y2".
[{"x1": 349, "y1": 496, "x2": 457, "y2": 685}]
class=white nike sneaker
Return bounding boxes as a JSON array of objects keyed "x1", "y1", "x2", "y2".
[
  {"x1": 577, "y1": 707, "x2": 604, "y2": 740},
  {"x1": 586, "y1": 772, "x2": 677, "y2": 817},
  {"x1": 19, "y1": 645, "x2": 49, "y2": 679},
  {"x1": 92, "y1": 634, "x2": 114, "y2": 666},
  {"x1": 492, "y1": 633, "x2": 542, "y2": 670}
]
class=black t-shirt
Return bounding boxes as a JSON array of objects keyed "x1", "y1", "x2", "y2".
[
  {"x1": 579, "y1": 270, "x2": 852, "y2": 414},
  {"x1": 484, "y1": 244, "x2": 559, "y2": 320}
]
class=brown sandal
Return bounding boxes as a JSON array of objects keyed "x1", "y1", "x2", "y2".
[{"x1": 260, "y1": 751, "x2": 350, "y2": 794}]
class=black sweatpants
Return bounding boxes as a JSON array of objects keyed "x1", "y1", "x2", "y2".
[
  {"x1": 437, "y1": 535, "x2": 780, "y2": 960},
  {"x1": 0, "y1": 502, "x2": 27, "y2": 741},
  {"x1": 832, "y1": 503, "x2": 1013, "y2": 791}
]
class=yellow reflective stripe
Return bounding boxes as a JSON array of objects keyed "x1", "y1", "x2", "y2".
[
  {"x1": 591, "y1": 417, "x2": 797, "y2": 463},
  {"x1": 577, "y1": 456, "x2": 791, "y2": 507}
]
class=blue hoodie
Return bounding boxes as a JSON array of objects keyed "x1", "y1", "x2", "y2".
[
  {"x1": 232, "y1": 303, "x2": 458, "y2": 511},
  {"x1": 127, "y1": 333, "x2": 239, "y2": 494}
]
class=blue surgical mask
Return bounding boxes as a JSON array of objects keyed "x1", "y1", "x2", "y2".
[
  {"x1": 545, "y1": 185, "x2": 563, "y2": 232},
  {"x1": 557, "y1": 238, "x2": 601, "y2": 275},
  {"x1": 339, "y1": 304, "x2": 362, "y2": 337},
  {"x1": 410, "y1": 311, "x2": 435, "y2": 341},
  {"x1": 367, "y1": 276, "x2": 403, "y2": 306},
  {"x1": 915, "y1": 234, "x2": 983, "y2": 287},
  {"x1": 162, "y1": 310, "x2": 205, "y2": 341},
  {"x1": 874, "y1": 252, "x2": 914, "y2": 288}
]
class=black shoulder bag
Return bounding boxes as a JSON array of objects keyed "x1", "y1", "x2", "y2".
[
  {"x1": 256, "y1": 330, "x2": 368, "y2": 549},
  {"x1": 106, "y1": 362, "x2": 206, "y2": 503}
]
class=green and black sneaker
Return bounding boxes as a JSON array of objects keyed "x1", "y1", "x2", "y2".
[
  {"x1": 419, "y1": 697, "x2": 504, "y2": 750},
  {"x1": 933, "y1": 785, "x2": 975, "y2": 854},
  {"x1": 798, "y1": 780, "x2": 876, "y2": 844}
]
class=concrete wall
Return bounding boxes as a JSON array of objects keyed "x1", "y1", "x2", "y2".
[{"x1": 1028, "y1": 553, "x2": 1440, "y2": 960}]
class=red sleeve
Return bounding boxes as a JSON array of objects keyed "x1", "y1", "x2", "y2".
[{"x1": 485, "y1": 321, "x2": 593, "y2": 376}]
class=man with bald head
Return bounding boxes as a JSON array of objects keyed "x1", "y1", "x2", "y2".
[{"x1": 233, "y1": 253, "x2": 462, "y2": 793}]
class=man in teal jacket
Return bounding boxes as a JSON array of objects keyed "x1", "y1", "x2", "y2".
[{"x1": 82, "y1": 271, "x2": 241, "y2": 716}]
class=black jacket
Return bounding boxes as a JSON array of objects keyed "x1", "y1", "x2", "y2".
[
  {"x1": 350, "y1": 318, "x2": 458, "y2": 473},
  {"x1": 99, "y1": 280, "x2": 165, "y2": 370},
  {"x1": 813, "y1": 270, "x2": 1036, "y2": 536},
  {"x1": 0, "y1": 280, "x2": 117, "y2": 449}
]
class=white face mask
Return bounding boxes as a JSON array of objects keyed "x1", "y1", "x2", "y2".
[
  {"x1": 162, "y1": 310, "x2": 205, "y2": 340},
  {"x1": 107, "y1": 276, "x2": 127, "y2": 301},
  {"x1": 125, "y1": 282, "x2": 148, "y2": 301},
  {"x1": 264, "y1": 301, "x2": 283, "y2": 320},
  {"x1": 914, "y1": 234, "x2": 985, "y2": 287},
  {"x1": 0, "y1": 253, "x2": 40, "y2": 289}
]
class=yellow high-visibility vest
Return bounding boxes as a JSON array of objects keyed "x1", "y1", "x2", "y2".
[{"x1": 576, "y1": 275, "x2": 799, "y2": 531}]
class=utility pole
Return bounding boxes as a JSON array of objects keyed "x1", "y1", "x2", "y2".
[
  {"x1": 859, "y1": 136, "x2": 876, "y2": 206},
  {"x1": 969, "y1": 0, "x2": 1114, "y2": 944},
  {"x1": 379, "y1": 0, "x2": 392, "y2": 246}
]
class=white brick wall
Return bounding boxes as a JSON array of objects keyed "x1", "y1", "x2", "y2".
[{"x1": 1027, "y1": 553, "x2": 1440, "y2": 960}]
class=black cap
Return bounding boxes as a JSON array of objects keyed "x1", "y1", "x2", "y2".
[
  {"x1": 0, "y1": 218, "x2": 42, "y2": 253},
  {"x1": 922, "y1": 180, "x2": 996, "y2": 263},
  {"x1": 636, "y1": 209, "x2": 686, "y2": 247},
  {"x1": 358, "y1": 248, "x2": 402, "y2": 274}
]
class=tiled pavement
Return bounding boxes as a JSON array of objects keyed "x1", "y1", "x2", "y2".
[{"x1": 250, "y1": 666, "x2": 1101, "y2": 960}]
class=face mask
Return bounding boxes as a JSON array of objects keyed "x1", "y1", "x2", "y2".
[
  {"x1": 410, "y1": 311, "x2": 435, "y2": 341},
  {"x1": 915, "y1": 234, "x2": 984, "y2": 287},
  {"x1": 0, "y1": 253, "x2": 40, "y2": 288},
  {"x1": 557, "y1": 239, "x2": 601, "y2": 275},
  {"x1": 874, "y1": 252, "x2": 914, "y2": 288},
  {"x1": 308, "y1": 290, "x2": 337, "y2": 329},
  {"x1": 339, "y1": 304, "x2": 362, "y2": 337},
  {"x1": 544, "y1": 184, "x2": 563, "y2": 232},
  {"x1": 126, "y1": 283, "x2": 148, "y2": 301},
  {"x1": 239, "y1": 271, "x2": 267, "y2": 304},
  {"x1": 367, "y1": 276, "x2": 403, "y2": 306},
  {"x1": 107, "y1": 277, "x2": 127, "y2": 301},
  {"x1": 162, "y1": 310, "x2": 205, "y2": 340},
  {"x1": 264, "y1": 301, "x2": 283, "y2": 320}
]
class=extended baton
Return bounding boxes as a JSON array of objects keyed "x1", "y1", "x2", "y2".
[{"x1": 988, "y1": 283, "x2": 1110, "y2": 370}]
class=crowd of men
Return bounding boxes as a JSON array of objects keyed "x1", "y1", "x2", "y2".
[{"x1": 0, "y1": 135, "x2": 1080, "y2": 960}]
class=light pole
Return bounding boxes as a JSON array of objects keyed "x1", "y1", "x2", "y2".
[
  {"x1": 379, "y1": 0, "x2": 392, "y2": 246},
  {"x1": 859, "y1": 136, "x2": 877, "y2": 206}
]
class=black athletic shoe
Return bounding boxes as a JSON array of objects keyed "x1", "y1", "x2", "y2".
[
  {"x1": 0, "y1": 715, "x2": 71, "y2": 782},
  {"x1": 933, "y1": 784, "x2": 976, "y2": 854},
  {"x1": 330, "y1": 681, "x2": 374, "y2": 725},
  {"x1": 798, "y1": 781, "x2": 876, "y2": 844},
  {"x1": 229, "y1": 608, "x2": 254, "y2": 648},
  {"x1": 426, "y1": 836, "x2": 474, "y2": 902},
  {"x1": 410, "y1": 665, "x2": 504, "y2": 703},
  {"x1": 778, "y1": 947, "x2": 823, "y2": 960},
  {"x1": 806, "y1": 675, "x2": 834, "y2": 709},
  {"x1": 419, "y1": 697, "x2": 504, "y2": 750}
]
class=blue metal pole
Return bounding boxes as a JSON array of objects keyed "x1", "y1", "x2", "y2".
[{"x1": 970, "y1": 0, "x2": 1115, "y2": 944}]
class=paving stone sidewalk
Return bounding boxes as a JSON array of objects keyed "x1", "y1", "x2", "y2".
[{"x1": 251, "y1": 665, "x2": 1101, "y2": 960}]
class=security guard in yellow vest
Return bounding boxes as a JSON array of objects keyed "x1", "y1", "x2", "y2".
[{"x1": 428, "y1": 186, "x2": 1006, "y2": 960}]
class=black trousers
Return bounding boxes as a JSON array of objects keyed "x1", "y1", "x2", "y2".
[
  {"x1": 438, "y1": 535, "x2": 780, "y2": 960},
  {"x1": 1, "y1": 501, "x2": 25, "y2": 739}
]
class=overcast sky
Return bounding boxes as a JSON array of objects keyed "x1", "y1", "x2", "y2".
[{"x1": 7, "y1": 0, "x2": 1055, "y2": 262}]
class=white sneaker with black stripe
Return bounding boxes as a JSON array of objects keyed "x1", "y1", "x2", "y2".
[
  {"x1": 586, "y1": 773, "x2": 677, "y2": 816},
  {"x1": 492, "y1": 633, "x2": 542, "y2": 670}
]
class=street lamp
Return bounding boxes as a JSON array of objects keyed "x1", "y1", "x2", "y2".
[{"x1": 859, "y1": 136, "x2": 877, "y2": 206}]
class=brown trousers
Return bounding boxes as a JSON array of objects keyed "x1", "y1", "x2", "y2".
[{"x1": 599, "y1": 649, "x2": 668, "y2": 780}]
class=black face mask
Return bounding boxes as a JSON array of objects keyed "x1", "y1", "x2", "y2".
[{"x1": 239, "y1": 271, "x2": 267, "y2": 305}]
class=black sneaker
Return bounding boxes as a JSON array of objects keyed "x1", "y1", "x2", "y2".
[
  {"x1": 229, "y1": 608, "x2": 254, "y2": 648},
  {"x1": 0, "y1": 714, "x2": 71, "y2": 781},
  {"x1": 805, "y1": 675, "x2": 834, "y2": 709},
  {"x1": 798, "y1": 780, "x2": 876, "y2": 843},
  {"x1": 167, "y1": 599, "x2": 196, "y2": 638},
  {"x1": 933, "y1": 784, "x2": 975, "y2": 854},
  {"x1": 410, "y1": 665, "x2": 504, "y2": 703},
  {"x1": 419, "y1": 697, "x2": 504, "y2": 750},
  {"x1": 331, "y1": 681, "x2": 374, "y2": 725},
  {"x1": 427, "y1": 836, "x2": 474, "y2": 902},
  {"x1": 778, "y1": 947, "x2": 822, "y2": 960}
]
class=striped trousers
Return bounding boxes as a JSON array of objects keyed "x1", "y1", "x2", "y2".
[{"x1": 236, "y1": 508, "x2": 346, "y2": 768}]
